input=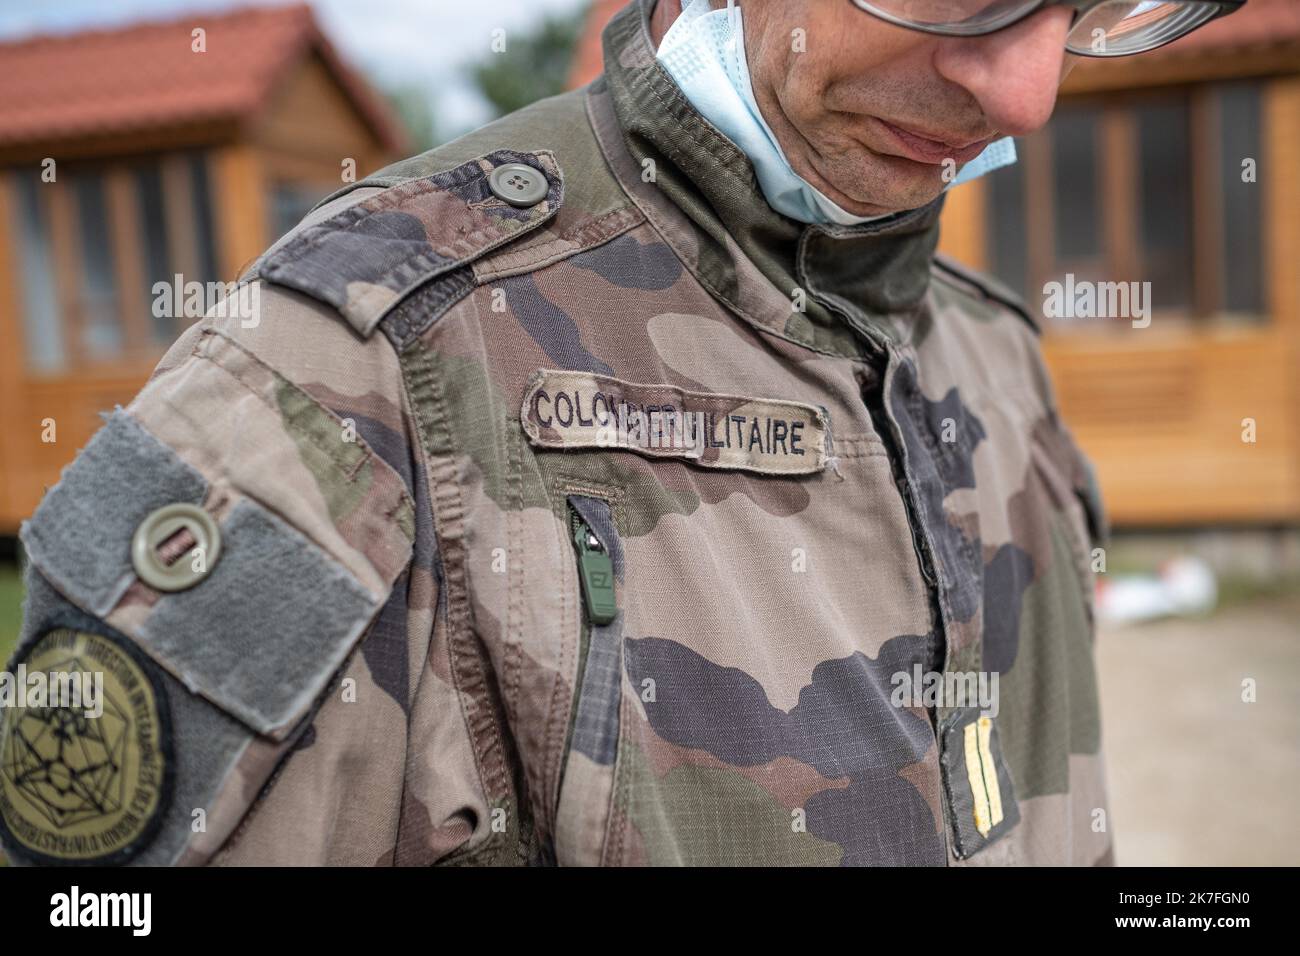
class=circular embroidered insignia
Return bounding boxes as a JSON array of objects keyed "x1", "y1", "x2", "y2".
[{"x1": 0, "y1": 627, "x2": 172, "y2": 865}]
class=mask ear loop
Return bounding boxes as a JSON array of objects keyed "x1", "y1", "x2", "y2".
[{"x1": 725, "y1": 0, "x2": 739, "y2": 54}]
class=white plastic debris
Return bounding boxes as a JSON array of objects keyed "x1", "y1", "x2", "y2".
[{"x1": 1096, "y1": 556, "x2": 1218, "y2": 625}]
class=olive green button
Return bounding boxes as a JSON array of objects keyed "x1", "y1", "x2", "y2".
[
  {"x1": 488, "y1": 163, "x2": 549, "y2": 208},
  {"x1": 131, "y1": 503, "x2": 222, "y2": 592}
]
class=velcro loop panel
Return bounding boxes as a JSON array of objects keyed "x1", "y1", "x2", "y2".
[
  {"x1": 137, "y1": 499, "x2": 376, "y2": 737},
  {"x1": 20, "y1": 410, "x2": 382, "y2": 739},
  {"x1": 22, "y1": 410, "x2": 207, "y2": 618}
]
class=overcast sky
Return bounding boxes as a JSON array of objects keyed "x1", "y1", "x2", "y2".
[{"x1": 0, "y1": 0, "x2": 592, "y2": 136}]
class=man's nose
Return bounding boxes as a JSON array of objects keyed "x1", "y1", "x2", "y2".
[{"x1": 932, "y1": 7, "x2": 1076, "y2": 137}]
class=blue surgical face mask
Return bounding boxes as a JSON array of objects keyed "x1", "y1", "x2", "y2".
[{"x1": 655, "y1": 0, "x2": 1017, "y2": 226}]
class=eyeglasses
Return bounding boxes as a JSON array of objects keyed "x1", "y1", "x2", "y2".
[{"x1": 848, "y1": 0, "x2": 1244, "y2": 56}]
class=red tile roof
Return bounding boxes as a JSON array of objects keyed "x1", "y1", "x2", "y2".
[
  {"x1": 0, "y1": 3, "x2": 406, "y2": 151},
  {"x1": 569, "y1": 0, "x2": 625, "y2": 90},
  {"x1": 567, "y1": 0, "x2": 1300, "y2": 90}
]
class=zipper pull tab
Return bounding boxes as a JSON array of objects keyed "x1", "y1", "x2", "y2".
[{"x1": 572, "y1": 512, "x2": 618, "y2": 625}]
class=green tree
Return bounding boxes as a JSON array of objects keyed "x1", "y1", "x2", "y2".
[
  {"x1": 469, "y1": 5, "x2": 590, "y2": 119},
  {"x1": 383, "y1": 84, "x2": 441, "y2": 154}
]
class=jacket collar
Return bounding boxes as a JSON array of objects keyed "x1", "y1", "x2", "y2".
[{"x1": 596, "y1": 0, "x2": 942, "y2": 357}]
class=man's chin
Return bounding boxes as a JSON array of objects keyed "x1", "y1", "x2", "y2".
[
  {"x1": 798, "y1": 128, "x2": 947, "y2": 210},
  {"x1": 822, "y1": 178, "x2": 944, "y2": 218}
]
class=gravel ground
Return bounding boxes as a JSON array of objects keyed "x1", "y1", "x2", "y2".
[{"x1": 1096, "y1": 593, "x2": 1300, "y2": 866}]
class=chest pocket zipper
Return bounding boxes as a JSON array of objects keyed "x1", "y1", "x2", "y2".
[
  {"x1": 554, "y1": 494, "x2": 625, "y2": 864},
  {"x1": 572, "y1": 507, "x2": 617, "y2": 625}
]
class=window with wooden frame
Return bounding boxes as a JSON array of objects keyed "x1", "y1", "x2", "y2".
[
  {"x1": 986, "y1": 79, "x2": 1266, "y2": 328},
  {"x1": 8, "y1": 150, "x2": 220, "y2": 372},
  {"x1": 270, "y1": 181, "x2": 332, "y2": 244}
]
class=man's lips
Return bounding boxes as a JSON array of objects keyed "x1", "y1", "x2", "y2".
[{"x1": 873, "y1": 118, "x2": 994, "y2": 165}]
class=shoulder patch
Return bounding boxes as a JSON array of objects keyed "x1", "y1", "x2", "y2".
[
  {"x1": 258, "y1": 149, "x2": 564, "y2": 339},
  {"x1": 932, "y1": 254, "x2": 1039, "y2": 334},
  {"x1": 0, "y1": 621, "x2": 173, "y2": 865}
]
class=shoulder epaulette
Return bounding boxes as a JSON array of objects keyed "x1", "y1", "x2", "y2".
[
  {"x1": 932, "y1": 253, "x2": 1039, "y2": 334},
  {"x1": 256, "y1": 148, "x2": 564, "y2": 341}
]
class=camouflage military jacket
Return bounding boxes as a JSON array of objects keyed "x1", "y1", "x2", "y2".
[{"x1": 1, "y1": 0, "x2": 1111, "y2": 867}]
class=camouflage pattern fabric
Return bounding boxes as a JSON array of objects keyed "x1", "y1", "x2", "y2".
[{"x1": 0, "y1": 0, "x2": 1110, "y2": 866}]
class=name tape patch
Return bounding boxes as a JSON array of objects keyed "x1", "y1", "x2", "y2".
[{"x1": 521, "y1": 370, "x2": 829, "y2": 475}]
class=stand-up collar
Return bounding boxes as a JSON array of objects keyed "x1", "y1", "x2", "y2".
[{"x1": 597, "y1": 0, "x2": 942, "y2": 356}]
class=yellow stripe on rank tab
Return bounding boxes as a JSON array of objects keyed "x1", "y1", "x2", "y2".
[
  {"x1": 963, "y1": 722, "x2": 992, "y2": 837},
  {"x1": 977, "y1": 716, "x2": 1004, "y2": 830},
  {"x1": 964, "y1": 717, "x2": 1005, "y2": 838}
]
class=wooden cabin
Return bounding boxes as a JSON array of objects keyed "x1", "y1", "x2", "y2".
[
  {"x1": 0, "y1": 3, "x2": 406, "y2": 533},
  {"x1": 571, "y1": 0, "x2": 1300, "y2": 528}
]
